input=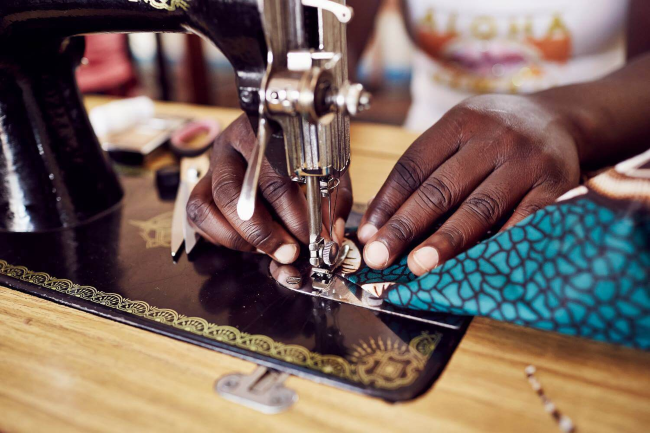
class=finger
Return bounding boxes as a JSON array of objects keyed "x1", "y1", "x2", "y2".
[
  {"x1": 186, "y1": 175, "x2": 255, "y2": 251},
  {"x1": 317, "y1": 221, "x2": 337, "y2": 247},
  {"x1": 407, "y1": 167, "x2": 531, "y2": 276},
  {"x1": 269, "y1": 261, "x2": 302, "y2": 289},
  {"x1": 334, "y1": 217, "x2": 346, "y2": 246},
  {"x1": 258, "y1": 163, "x2": 311, "y2": 244},
  {"x1": 363, "y1": 143, "x2": 494, "y2": 269},
  {"x1": 358, "y1": 117, "x2": 463, "y2": 243},
  {"x1": 500, "y1": 186, "x2": 561, "y2": 230},
  {"x1": 187, "y1": 216, "x2": 221, "y2": 247},
  {"x1": 211, "y1": 138, "x2": 301, "y2": 264},
  {"x1": 321, "y1": 172, "x2": 353, "y2": 245},
  {"x1": 231, "y1": 117, "x2": 311, "y2": 244}
]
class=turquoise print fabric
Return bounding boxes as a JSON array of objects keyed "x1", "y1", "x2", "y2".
[{"x1": 348, "y1": 195, "x2": 650, "y2": 349}]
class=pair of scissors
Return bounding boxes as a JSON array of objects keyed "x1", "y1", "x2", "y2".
[{"x1": 170, "y1": 119, "x2": 221, "y2": 260}]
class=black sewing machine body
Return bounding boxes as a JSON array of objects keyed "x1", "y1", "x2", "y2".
[
  {"x1": 0, "y1": 1, "x2": 471, "y2": 402},
  {"x1": 0, "y1": 165, "x2": 469, "y2": 402},
  {"x1": 0, "y1": 0, "x2": 295, "y2": 232}
]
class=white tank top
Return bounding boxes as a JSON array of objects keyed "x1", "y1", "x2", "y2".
[{"x1": 404, "y1": 0, "x2": 629, "y2": 132}]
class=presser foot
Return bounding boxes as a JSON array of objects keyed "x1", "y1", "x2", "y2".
[
  {"x1": 311, "y1": 270, "x2": 334, "y2": 291},
  {"x1": 311, "y1": 243, "x2": 350, "y2": 290},
  {"x1": 269, "y1": 238, "x2": 464, "y2": 329}
]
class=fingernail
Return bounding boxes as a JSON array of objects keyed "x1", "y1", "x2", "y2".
[
  {"x1": 412, "y1": 246, "x2": 439, "y2": 275},
  {"x1": 334, "y1": 218, "x2": 346, "y2": 244},
  {"x1": 364, "y1": 241, "x2": 389, "y2": 269},
  {"x1": 269, "y1": 261, "x2": 302, "y2": 288},
  {"x1": 273, "y1": 244, "x2": 299, "y2": 264},
  {"x1": 358, "y1": 224, "x2": 378, "y2": 243}
]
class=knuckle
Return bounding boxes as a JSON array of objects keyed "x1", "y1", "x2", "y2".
[
  {"x1": 212, "y1": 172, "x2": 241, "y2": 214},
  {"x1": 515, "y1": 203, "x2": 543, "y2": 219},
  {"x1": 437, "y1": 224, "x2": 468, "y2": 251},
  {"x1": 186, "y1": 196, "x2": 211, "y2": 227},
  {"x1": 260, "y1": 177, "x2": 290, "y2": 205},
  {"x1": 218, "y1": 116, "x2": 253, "y2": 154},
  {"x1": 519, "y1": 191, "x2": 557, "y2": 217},
  {"x1": 392, "y1": 155, "x2": 425, "y2": 193},
  {"x1": 224, "y1": 232, "x2": 251, "y2": 251},
  {"x1": 448, "y1": 102, "x2": 477, "y2": 121},
  {"x1": 450, "y1": 97, "x2": 481, "y2": 114},
  {"x1": 450, "y1": 98, "x2": 492, "y2": 126},
  {"x1": 507, "y1": 135, "x2": 535, "y2": 158},
  {"x1": 214, "y1": 130, "x2": 236, "y2": 153},
  {"x1": 241, "y1": 222, "x2": 274, "y2": 248},
  {"x1": 464, "y1": 192, "x2": 504, "y2": 224},
  {"x1": 537, "y1": 151, "x2": 560, "y2": 171},
  {"x1": 213, "y1": 129, "x2": 228, "y2": 148},
  {"x1": 368, "y1": 199, "x2": 395, "y2": 225},
  {"x1": 416, "y1": 176, "x2": 455, "y2": 213},
  {"x1": 385, "y1": 215, "x2": 417, "y2": 244},
  {"x1": 494, "y1": 131, "x2": 538, "y2": 165},
  {"x1": 537, "y1": 165, "x2": 571, "y2": 191}
]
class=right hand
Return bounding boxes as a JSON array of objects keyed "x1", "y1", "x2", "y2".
[
  {"x1": 357, "y1": 94, "x2": 581, "y2": 275},
  {"x1": 185, "y1": 115, "x2": 352, "y2": 264}
]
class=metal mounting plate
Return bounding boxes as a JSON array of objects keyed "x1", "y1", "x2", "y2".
[{"x1": 216, "y1": 366, "x2": 297, "y2": 414}]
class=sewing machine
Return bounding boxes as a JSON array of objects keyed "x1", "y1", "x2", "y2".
[
  {"x1": 0, "y1": 0, "x2": 470, "y2": 406},
  {"x1": 0, "y1": 0, "x2": 368, "y2": 285}
]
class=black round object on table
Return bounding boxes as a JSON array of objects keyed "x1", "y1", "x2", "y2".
[
  {"x1": 0, "y1": 0, "x2": 271, "y2": 232},
  {"x1": 155, "y1": 165, "x2": 181, "y2": 201}
]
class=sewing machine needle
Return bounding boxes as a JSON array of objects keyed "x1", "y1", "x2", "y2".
[
  {"x1": 328, "y1": 193, "x2": 333, "y2": 240},
  {"x1": 237, "y1": 117, "x2": 270, "y2": 221}
]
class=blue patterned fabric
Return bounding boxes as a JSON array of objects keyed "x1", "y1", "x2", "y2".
[{"x1": 348, "y1": 195, "x2": 650, "y2": 349}]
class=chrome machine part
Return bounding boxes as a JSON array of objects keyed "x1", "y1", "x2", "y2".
[
  {"x1": 269, "y1": 239, "x2": 467, "y2": 329},
  {"x1": 301, "y1": 0, "x2": 353, "y2": 23},
  {"x1": 306, "y1": 176, "x2": 324, "y2": 268},
  {"x1": 238, "y1": 0, "x2": 371, "y2": 288},
  {"x1": 216, "y1": 366, "x2": 297, "y2": 414},
  {"x1": 321, "y1": 240, "x2": 339, "y2": 266},
  {"x1": 236, "y1": 117, "x2": 271, "y2": 221}
]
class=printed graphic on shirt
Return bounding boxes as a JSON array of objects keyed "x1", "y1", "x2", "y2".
[{"x1": 416, "y1": 10, "x2": 571, "y2": 93}]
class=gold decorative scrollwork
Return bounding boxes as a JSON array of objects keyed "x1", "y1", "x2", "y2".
[
  {"x1": 274, "y1": 345, "x2": 311, "y2": 364},
  {"x1": 129, "y1": 212, "x2": 174, "y2": 249},
  {"x1": 349, "y1": 334, "x2": 441, "y2": 389},
  {"x1": 409, "y1": 332, "x2": 440, "y2": 358},
  {"x1": 0, "y1": 260, "x2": 441, "y2": 390}
]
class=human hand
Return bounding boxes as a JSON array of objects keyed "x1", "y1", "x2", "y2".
[
  {"x1": 358, "y1": 94, "x2": 581, "y2": 275},
  {"x1": 186, "y1": 115, "x2": 352, "y2": 264}
]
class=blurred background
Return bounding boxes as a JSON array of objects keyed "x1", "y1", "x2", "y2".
[{"x1": 77, "y1": 0, "x2": 411, "y2": 125}]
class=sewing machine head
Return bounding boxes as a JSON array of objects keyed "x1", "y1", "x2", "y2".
[
  {"x1": 0, "y1": 0, "x2": 369, "y2": 283},
  {"x1": 244, "y1": 0, "x2": 371, "y2": 284}
]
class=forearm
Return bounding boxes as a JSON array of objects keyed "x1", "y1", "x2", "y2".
[{"x1": 533, "y1": 53, "x2": 650, "y2": 171}]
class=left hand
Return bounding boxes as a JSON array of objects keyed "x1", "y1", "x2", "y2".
[
  {"x1": 357, "y1": 94, "x2": 582, "y2": 275},
  {"x1": 186, "y1": 115, "x2": 352, "y2": 264}
]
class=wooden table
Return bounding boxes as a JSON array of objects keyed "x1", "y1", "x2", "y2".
[{"x1": 1, "y1": 98, "x2": 649, "y2": 433}]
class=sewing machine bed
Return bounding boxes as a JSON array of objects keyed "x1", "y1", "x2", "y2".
[{"x1": 0, "y1": 171, "x2": 469, "y2": 402}]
